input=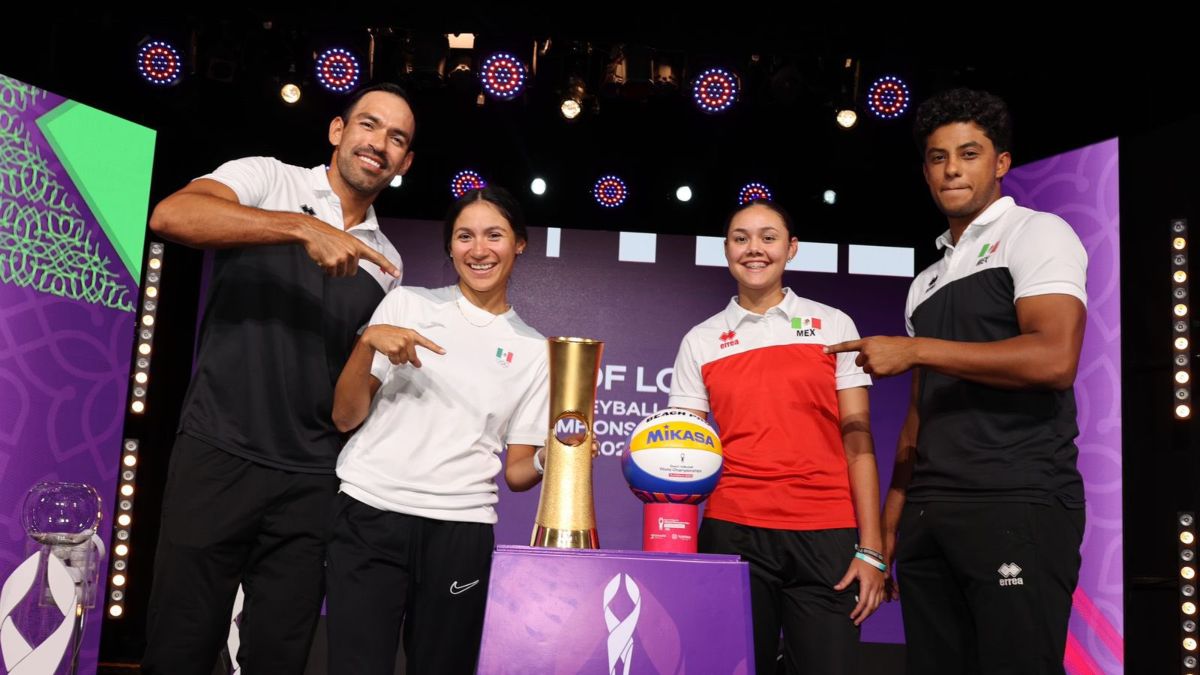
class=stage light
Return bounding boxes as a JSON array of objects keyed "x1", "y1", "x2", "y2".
[
  {"x1": 692, "y1": 68, "x2": 739, "y2": 113},
  {"x1": 867, "y1": 76, "x2": 910, "y2": 119},
  {"x1": 451, "y1": 171, "x2": 487, "y2": 199},
  {"x1": 593, "y1": 176, "x2": 628, "y2": 208},
  {"x1": 823, "y1": 190, "x2": 838, "y2": 205},
  {"x1": 531, "y1": 178, "x2": 547, "y2": 196},
  {"x1": 676, "y1": 186, "x2": 693, "y2": 203},
  {"x1": 1175, "y1": 221, "x2": 1192, "y2": 419},
  {"x1": 738, "y1": 182, "x2": 772, "y2": 205},
  {"x1": 315, "y1": 48, "x2": 360, "y2": 93},
  {"x1": 280, "y1": 84, "x2": 301, "y2": 104},
  {"x1": 836, "y1": 109, "x2": 858, "y2": 129},
  {"x1": 480, "y1": 52, "x2": 528, "y2": 101},
  {"x1": 390, "y1": 175, "x2": 403, "y2": 189},
  {"x1": 560, "y1": 76, "x2": 586, "y2": 120},
  {"x1": 561, "y1": 98, "x2": 583, "y2": 120},
  {"x1": 137, "y1": 40, "x2": 183, "y2": 86}
]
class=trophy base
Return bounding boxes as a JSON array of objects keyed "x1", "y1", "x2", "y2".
[{"x1": 529, "y1": 525, "x2": 599, "y2": 549}]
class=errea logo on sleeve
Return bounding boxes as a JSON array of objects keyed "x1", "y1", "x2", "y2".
[{"x1": 792, "y1": 316, "x2": 822, "y2": 337}]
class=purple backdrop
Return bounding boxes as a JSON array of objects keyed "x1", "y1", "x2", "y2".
[
  {"x1": 1, "y1": 77, "x2": 148, "y2": 672},
  {"x1": 1007, "y1": 138, "x2": 1123, "y2": 674}
]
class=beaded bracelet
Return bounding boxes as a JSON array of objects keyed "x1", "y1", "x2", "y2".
[{"x1": 855, "y1": 545, "x2": 885, "y2": 562}]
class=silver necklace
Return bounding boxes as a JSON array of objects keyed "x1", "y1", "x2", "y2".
[{"x1": 455, "y1": 287, "x2": 507, "y2": 328}]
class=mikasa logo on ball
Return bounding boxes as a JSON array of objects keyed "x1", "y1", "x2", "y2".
[{"x1": 646, "y1": 425, "x2": 716, "y2": 448}]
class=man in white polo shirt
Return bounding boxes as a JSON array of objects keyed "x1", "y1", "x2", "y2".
[{"x1": 142, "y1": 83, "x2": 415, "y2": 675}]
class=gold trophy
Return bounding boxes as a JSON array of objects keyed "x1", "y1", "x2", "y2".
[{"x1": 530, "y1": 337, "x2": 604, "y2": 549}]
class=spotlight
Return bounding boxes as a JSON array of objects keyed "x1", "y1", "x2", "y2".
[
  {"x1": 315, "y1": 48, "x2": 360, "y2": 93},
  {"x1": 593, "y1": 176, "x2": 628, "y2": 208},
  {"x1": 692, "y1": 67, "x2": 740, "y2": 113},
  {"x1": 480, "y1": 52, "x2": 528, "y2": 100},
  {"x1": 450, "y1": 170, "x2": 487, "y2": 199},
  {"x1": 120, "y1": 484, "x2": 134, "y2": 497},
  {"x1": 738, "y1": 182, "x2": 773, "y2": 204},
  {"x1": 109, "y1": 606, "x2": 123, "y2": 618},
  {"x1": 560, "y1": 99, "x2": 582, "y2": 120},
  {"x1": 280, "y1": 84, "x2": 301, "y2": 104},
  {"x1": 115, "y1": 544, "x2": 129, "y2": 557},
  {"x1": 560, "y1": 76, "x2": 586, "y2": 120},
  {"x1": 530, "y1": 178, "x2": 547, "y2": 196},
  {"x1": 823, "y1": 190, "x2": 838, "y2": 205},
  {"x1": 676, "y1": 186, "x2": 693, "y2": 203},
  {"x1": 390, "y1": 175, "x2": 403, "y2": 189},
  {"x1": 867, "y1": 76, "x2": 911, "y2": 119},
  {"x1": 137, "y1": 40, "x2": 183, "y2": 86},
  {"x1": 836, "y1": 109, "x2": 858, "y2": 129}
]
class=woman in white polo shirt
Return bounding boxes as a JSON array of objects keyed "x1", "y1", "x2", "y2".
[
  {"x1": 324, "y1": 186, "x2": 549, "y2": 675},
  {"x1": 668, "y1": 200, "x2": 886, "y2": 674}
]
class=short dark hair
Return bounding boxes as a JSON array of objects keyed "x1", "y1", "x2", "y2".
[
  {"x1": 338, "y1": 82, "x2": 416, "y2": 143},
  {"x1": 912, "y1": 88, "x2": 1012, "y2": 156},
  {"x1": 723, "y1": 199, "x2": 796, "y2": 239},
  {"x1": 443, "y1": 186, "x2": 528, "y2": 255}
]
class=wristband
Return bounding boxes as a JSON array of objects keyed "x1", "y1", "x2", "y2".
[{"x1": 855, "y1": 551, "x2": 887, "y2": 573}]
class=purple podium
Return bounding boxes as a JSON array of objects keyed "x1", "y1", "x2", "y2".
[{"x1": 478, "y1": 546, "x2": 755, "y2": 674}]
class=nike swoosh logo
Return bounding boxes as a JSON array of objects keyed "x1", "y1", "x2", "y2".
[{"x1": 449, "y1": 580, "x2": 480, "y2": 595}]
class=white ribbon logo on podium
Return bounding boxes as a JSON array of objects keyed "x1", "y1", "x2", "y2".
[
  {"x1": 603, "y1": 573, "x2": 641, "y2": 675},
  {"x1": 0, "y1": 552, "x2": 76, "y2": 674}
]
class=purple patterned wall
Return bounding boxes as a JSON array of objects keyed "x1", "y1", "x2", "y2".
[
  {"x1": 1, "y1": 76, "x2": 149, "y2": 673},
  {"x1": 1007, "y1": 138, "x2": 1123, "y2": 674}
]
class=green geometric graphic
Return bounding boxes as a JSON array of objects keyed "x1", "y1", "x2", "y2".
[
  {"x1": 0, "y1": 74, "x2": 155, "y2": 312},
  {"x1": 37, "y1": 100, "x2": 155, "y2": 278}
]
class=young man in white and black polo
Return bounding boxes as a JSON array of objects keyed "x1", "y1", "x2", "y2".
[
  {"x1": 827, "y1": 88, "x2": 1088, "y2": 675},
  {"x1": 142, "y1": 83, "x2": 415, "y2": 675}
]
